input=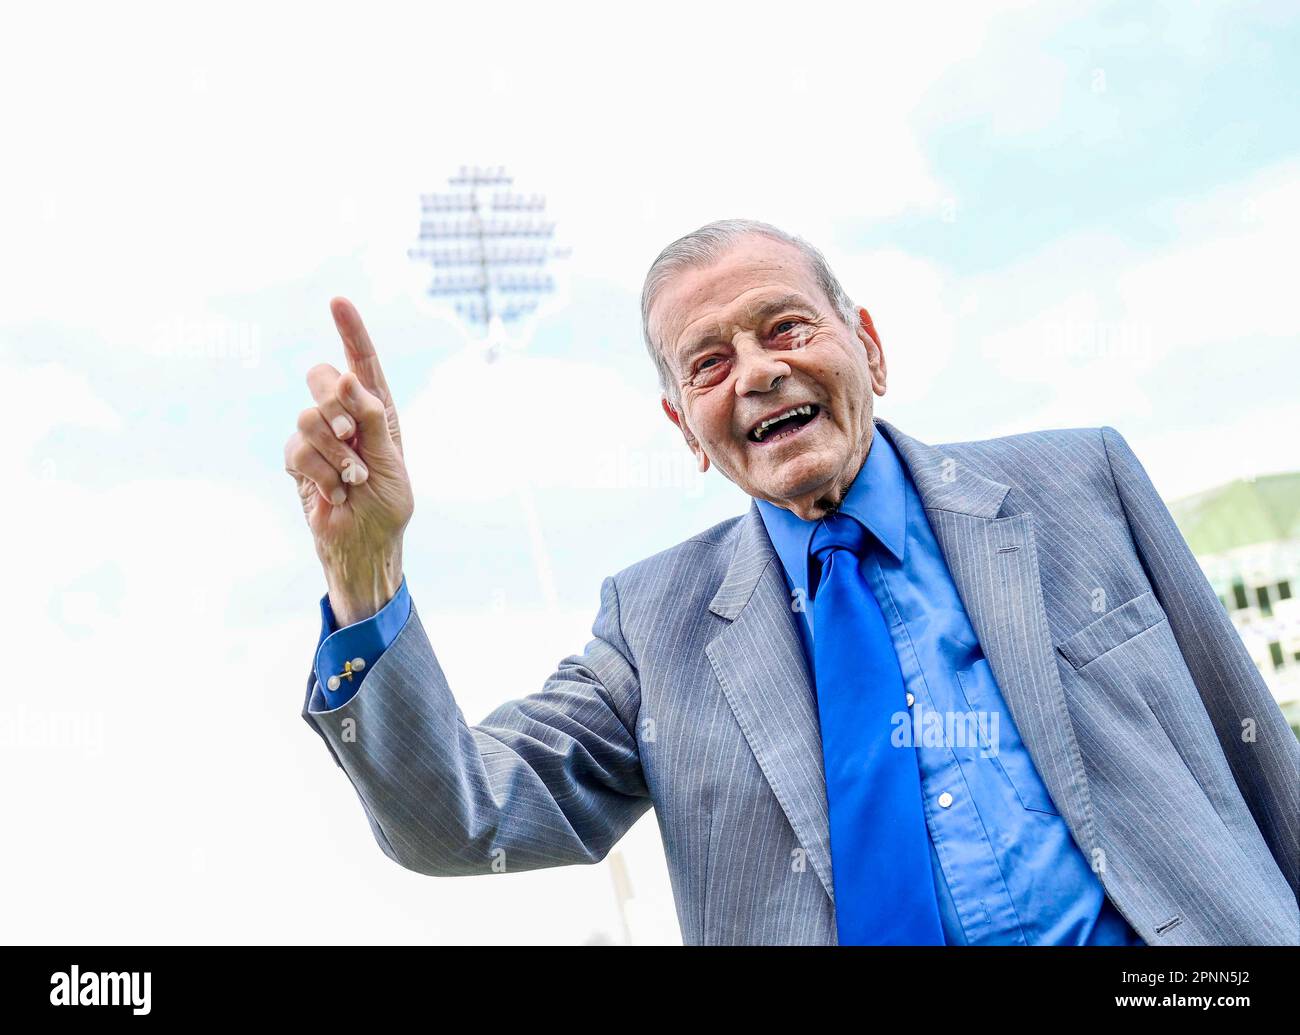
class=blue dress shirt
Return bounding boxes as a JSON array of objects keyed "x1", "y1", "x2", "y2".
[
  {"x1": 312, "y1": 576, "x2": 412, "y2": 711},
  {"x1": 756, "y1": 430, "x2": 1145, "y2": 946}
]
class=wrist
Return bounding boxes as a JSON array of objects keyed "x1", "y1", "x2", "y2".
[{"x1": 324, "y1": 548, "x2": 404, "y2": 627}]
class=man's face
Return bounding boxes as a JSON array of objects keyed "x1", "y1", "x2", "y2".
[{"x1": 652, "y1": 234, "x2": 887, "y2": 521}]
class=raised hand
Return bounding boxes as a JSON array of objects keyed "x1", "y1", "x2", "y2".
[{"x1": 284, "y1": 297, "x2": 415, "y2": 625}]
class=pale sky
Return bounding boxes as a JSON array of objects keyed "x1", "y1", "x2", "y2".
[{"x1": 4, "y1": 0, "x2": 1298, "y2": 944}]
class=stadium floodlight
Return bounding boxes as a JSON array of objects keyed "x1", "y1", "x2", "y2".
[
  {"x1": 407, "y1": 164, "x2": 570, "y2": 362},
  {"x1": 407, "y1": 165, "x2": 642, "y2": 943}
]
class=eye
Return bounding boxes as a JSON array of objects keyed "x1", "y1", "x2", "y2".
[
  {"x1": 773, "y1": 318, "x2": 803, "y2": 336},
  {"x1": 689, "y1": 355, "x2": 730, "y2": 389}
]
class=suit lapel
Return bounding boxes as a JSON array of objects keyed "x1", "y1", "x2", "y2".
[
  {"x1": 879, "y1": 419, "x2": 1100, "y2": 861},
  {"x1": 705, "y1": 502, "x2": 837, "y2": 902},
  {"x1": 703, "y1": 418, "x2": 1103, "y2": 908}
]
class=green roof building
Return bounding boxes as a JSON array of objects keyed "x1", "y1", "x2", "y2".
[{"x1": 1170, "y1": 472, "x2": 1300, "y2": 737}]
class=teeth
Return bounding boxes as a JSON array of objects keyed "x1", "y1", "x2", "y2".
[{"x1": 753, "y1": 404, "x2": 813, "y2": 441}]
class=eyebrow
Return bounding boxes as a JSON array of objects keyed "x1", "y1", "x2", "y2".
[{"x1": 675, "y1": 292, "x2": 820, "y2": 368}]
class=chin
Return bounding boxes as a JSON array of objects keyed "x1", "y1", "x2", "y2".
[{"x1": 754, "y1": 448, "x2": 838, "y2": 501}]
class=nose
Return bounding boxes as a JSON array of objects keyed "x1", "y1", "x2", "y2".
[{"x1": 733, "y1": 338, "x2": 792, "y2": 396}]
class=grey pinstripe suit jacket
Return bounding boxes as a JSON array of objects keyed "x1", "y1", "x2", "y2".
[{"x1": 303, "y1": 419, "x2": 1300, "y2": 945}]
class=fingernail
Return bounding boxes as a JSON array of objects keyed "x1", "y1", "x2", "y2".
[
  {"x1": 331, "y1": 415, "x2": 354, "y2": 439},
  {"x1": 341, "y1": 459, "x2": 368, "y2": 485},
  {"x1": 330, "y1": 487, "x2": 347, "y2": 506}
]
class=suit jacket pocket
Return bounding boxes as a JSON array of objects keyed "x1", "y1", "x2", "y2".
[{"x1": 1055, "y1": 590, "x2": 1168, "y2": 671}]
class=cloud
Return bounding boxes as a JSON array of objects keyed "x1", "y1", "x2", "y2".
[
  {"x1": 830, "y1": 249, "x2": 958, "y2": 403},
  {"x1": 960, "y1": 157, "x2": 1300, "y2": 490},
  {"x1": 402, "y1": 346, "x2": 695, "y2": 504},
  {"x1": 7, "y1": 361, "x2": 122, "y2": 467}
]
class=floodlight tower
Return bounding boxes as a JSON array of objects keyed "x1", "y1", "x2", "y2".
[
  {"x1": 408, "y1": 167, "x2": 638, "y2": 943},
  {"x1": 407, "y1": 163, "x2": 570, "y2": 362}
]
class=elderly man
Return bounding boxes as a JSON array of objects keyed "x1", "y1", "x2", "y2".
[{"x1": 286, "y1": 219, "x2": 1299, "y2": 946}]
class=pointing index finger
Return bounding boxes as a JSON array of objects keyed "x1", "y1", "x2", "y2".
[{"x1": 330, "y1": 296, "x2": 391, "y2": 398}]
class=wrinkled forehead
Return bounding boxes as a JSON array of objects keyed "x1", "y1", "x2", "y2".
[{"x1": 651, "y1": 237, "x2": 824, "y2": 360}]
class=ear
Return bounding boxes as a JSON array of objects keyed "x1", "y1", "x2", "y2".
[
  {"x1": 853, "y1": 306, "x2": 887, "y2": 396},
  {"x1": 662, "y1": 396, "x2": 710, "y2": 474}
]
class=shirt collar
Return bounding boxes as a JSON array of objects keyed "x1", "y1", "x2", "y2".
[{"x1": 755, "y1": 427, "x2": 907, "y2": 597}]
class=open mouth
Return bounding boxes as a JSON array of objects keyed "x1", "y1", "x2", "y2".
[{"x1": 747, "y1": 403, "x2": 822, "y2": 445}]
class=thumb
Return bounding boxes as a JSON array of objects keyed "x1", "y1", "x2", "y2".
[{"x1": 336, "y1": 371, "x2": 398, "y2": 462}]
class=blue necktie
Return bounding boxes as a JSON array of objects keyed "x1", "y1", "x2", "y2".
[{"x1": 810, "y1": 513, "x2": 946, "y2": 945}]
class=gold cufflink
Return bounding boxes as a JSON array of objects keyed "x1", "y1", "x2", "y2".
[{"x1": 326, "y1": 656, "x2": 366, "y2": 692}]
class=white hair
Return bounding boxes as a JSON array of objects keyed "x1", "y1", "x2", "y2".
[{"x1": 640, "y1": 218, "x2": 859, "y2": 406}]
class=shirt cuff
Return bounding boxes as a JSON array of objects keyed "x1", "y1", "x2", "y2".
[{"x1": 312, "y1": 576, "x2": 412, "y2": 710}]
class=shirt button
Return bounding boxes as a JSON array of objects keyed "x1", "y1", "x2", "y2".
[
  {"x1": 906, "y1": 692, "x2": 915, "y2": 707},
  {"x1": 938, "y1": 792, "x2": 954, "y2": 808}
]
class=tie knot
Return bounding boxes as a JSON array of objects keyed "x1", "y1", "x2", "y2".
[{"x1": 810, "y1": 513, "x2": 867, "y2": 563}]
